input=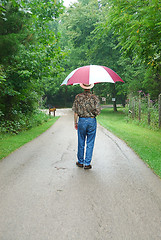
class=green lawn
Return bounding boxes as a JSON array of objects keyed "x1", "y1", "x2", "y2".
[
  {"x1": 0, "y1": 117, "x2": 59, "y2": 160},
  {"x1": 97, "y1": 108, "x2": 161, "y2": 178}
]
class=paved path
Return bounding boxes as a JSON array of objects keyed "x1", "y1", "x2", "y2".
[{"x1": 0, "y1": 110, "x2": 161, "y2": 240}]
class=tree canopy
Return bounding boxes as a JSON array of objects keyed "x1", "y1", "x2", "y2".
[
  {"x1": 0, "y1": 0, "x2": 64, "y2": 120},
  {"x1": 0, "y1": 0, "x2": 161, "y2": 127},
  {"x1": 104, "y1": 0, "x2": 161, "y2": 98}
]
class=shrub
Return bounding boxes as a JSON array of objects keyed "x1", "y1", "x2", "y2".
[{"x1": 0, "y1": 110, "x2": 51, "y2": 134}]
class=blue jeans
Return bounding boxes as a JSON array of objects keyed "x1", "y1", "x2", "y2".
[{"x1": 77, "y1": 117, "x2": 97, "y2": 166}]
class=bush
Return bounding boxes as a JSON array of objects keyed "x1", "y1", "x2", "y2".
[{"x1": 0, "y1": 110, "x2": 51, "y2": 134}]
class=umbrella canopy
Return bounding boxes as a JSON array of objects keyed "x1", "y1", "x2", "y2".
[{"x1": 61, "y1": 65, "x2": 124, "y2": 86}]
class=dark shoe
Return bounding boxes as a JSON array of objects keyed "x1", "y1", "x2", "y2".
[
  {"x1": 76, "y1": 161, "x2": 84, "y2": 168},
  {"x1": 84, "y1": 165, "x2": 92, "y2": 170}
]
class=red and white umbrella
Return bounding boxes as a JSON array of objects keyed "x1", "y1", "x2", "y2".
[{"x1": 61, "y1": 65, "x2": 124, "y2": 86}]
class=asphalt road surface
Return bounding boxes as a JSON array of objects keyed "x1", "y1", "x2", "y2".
[{"x1": 0, "y1": 109, "x2": 161, "y2": 240}]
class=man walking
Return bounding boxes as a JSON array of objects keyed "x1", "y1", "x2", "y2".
[{"x1": 72, "y1": 83, "x2": 101, "y2": 169}]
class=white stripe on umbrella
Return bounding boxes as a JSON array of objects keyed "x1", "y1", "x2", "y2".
[
  {"x1": 89, "y1": 65, "x2": 114, "y2": 84},
  {"x1": 102, "y1": 66, "x2": 123, "y2": 83}
]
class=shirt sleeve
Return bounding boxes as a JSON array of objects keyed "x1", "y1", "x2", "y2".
[
  {"x1": 72, "y1": 96, "x2": 78, "y2": 113},
  {"x1": 95, "y1": 96, "x2": 101, "y2": 116}
]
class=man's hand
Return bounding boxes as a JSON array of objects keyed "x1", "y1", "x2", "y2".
[
  {"x1": 75, "y1": 123, "x2": 78, "y2": 130},
  {"x1": 74, "y1": 112, "x2": 78, "y2": 130}
]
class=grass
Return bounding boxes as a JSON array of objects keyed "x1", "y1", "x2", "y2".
[
  {"x1": 0, "y1": 117, "x2": 59, "y2": 160},
  {"x1": 97, "y1": 108, "x2": 161, "y2": 178}
]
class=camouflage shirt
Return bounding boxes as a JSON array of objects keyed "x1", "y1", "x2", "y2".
[{"x1": 72, "y1": 91, "x2": 101, "y2": 117}]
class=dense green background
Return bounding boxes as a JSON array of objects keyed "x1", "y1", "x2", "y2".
[{"x1": 0, "y1": 0, "x2": 161, "y2": 132}]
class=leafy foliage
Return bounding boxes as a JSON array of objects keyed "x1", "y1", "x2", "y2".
[
  {"x1": 58, "y1": 0, "x2": 161, "y2": 103},
  {"x1": 1, "y1": 0, "x2": 160, "y2": 132},
  {"x1": 58, "y1": 0, "x2": 126, "y2": 106},
  {"x1": 0, "y1": 0, "x2": 65, "y2": 132},
  {"x1": 0, "y1": 110, "x2": 52, "y2": 134},
  {"x1": 104, "y1": 0, "x2": 161, "y2": 97}
]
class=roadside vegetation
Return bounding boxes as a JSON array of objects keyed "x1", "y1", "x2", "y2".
[
  {"x1": 0, "y1": 115, "x2": 59, "y2": 160},
  {"x1": 0, "y1": 110, "x2": 54, "y2": 134},
  {"x1": 97, "y1": 108, "x2": 161, "y2": 178}
]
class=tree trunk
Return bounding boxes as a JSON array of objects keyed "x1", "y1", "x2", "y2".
[
  {"x1": 159, "y1": 93, "x2": 161, "y2": 128},
  {"x1": 112, "y1": 84, "x2": 117, "y2": 112},
  {"x1": 138, "y1": 94, "x2": 141, "y2": 121},
  {"x1": 113, "y1": 101, "x2": 117, "y2": 112},
  {"x1": 132, "y1": 97, "x2": 135, "y2": 119},
  {"x1": 148, "y1": 94, "x2": 151, "y2": 125}
]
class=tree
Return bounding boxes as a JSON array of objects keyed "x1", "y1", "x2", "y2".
[
  {"x1": 104, "y1": 0, "x2": 161, "y2": 98},
  {"x1": 57, "y1": 0, "x2": 126, "y2": 109},
  {"x1": 0, "y1": 0, "x2": 65, "y2": 122},
  {"x1": 48, "y1": 0, "x2": 103, "y2": 107},
  {"x1": 60, "y1": 0, "x2": 101, "y2": 66}
]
